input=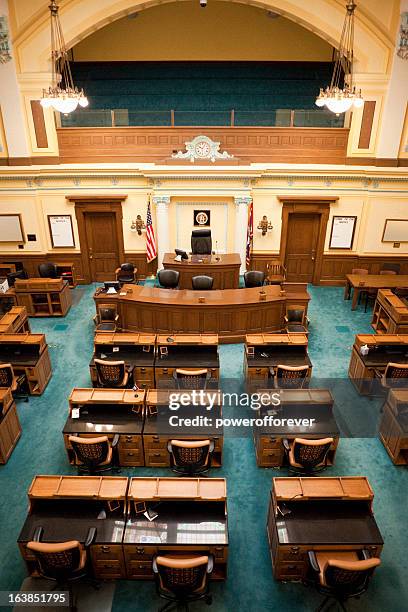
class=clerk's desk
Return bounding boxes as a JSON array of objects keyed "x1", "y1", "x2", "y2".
[
  {"x1": 0, "y1": 333, "x2": 52, "y2": 395},
  {"x1": 90, "y1": 332, "x2": 156, "y2": 389},
  {"x1": 143, "y1": 389, "x2": 223, "y2": 467},
  {"x1": 244, "y1": 333, "x2": 312, "y2": 388},
  {"x1": 0, "y1": 306, "x2": 30, "y2": 334},
  {"x1": 18, "y1": 475, "x2": 228, "y2": 581},
  {"x1": 93, "y1": 283, "x2": 310, "y2": 343},
  {"x1": 163, "y1": 252, "x2": 240, "y2": 289},
  {"x1": 348, "y1": 334, "x2": 408, "y2": 395},
  {"x1": 253, "y1": 389, "x2": 339, "y2": 467},
  {"x1": 267, "y1": 476, "x2": 383, "y2": 582},
  {"x1": 156, "y1": 334, "x2": 219, "y2": 387},
  {"x1": 63, "y1": 388, "x2": 146, "y2": 467},
  {"x1": 379, "y1": 389, "x2": 408, "y2": 465}
]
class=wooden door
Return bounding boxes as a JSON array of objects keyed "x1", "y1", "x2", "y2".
[
  {"x1": 285, "y1": 214, "x2": 320, "y2": 282},
  {"x1": 84, "y1": 212, "x2": 120, "y2": 282}
]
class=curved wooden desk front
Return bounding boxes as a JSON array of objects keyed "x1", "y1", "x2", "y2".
[{"x1": 94, "y1": 284, "x2": 310, "y2": 343}]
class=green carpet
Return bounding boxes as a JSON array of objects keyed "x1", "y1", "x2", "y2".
[{"x1": 0, "y1": 284, "x2": 407, "y2": 611}]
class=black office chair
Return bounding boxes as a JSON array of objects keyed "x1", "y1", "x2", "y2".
[
  {"x1": 69, "y1": 435, "x2": 119, "y2": 474},
  {"x1": 27, "y1": 526, "x2": 98, "y2": 612},
  {"x1": 307, "y1": 550, "x2": 381, "y2": 612},
  {"x1": 153, "y1": 554, "x2": 214, "y2": 611},
  {"x1": 158, "y1": 269, "x2": 180, "y2": 289},
  {"x1": 283, "y1": 437, "x2": 334, "y2": 475},
  {"x1": 5, "y1": 261, "x2": 28, "y2": 287},
  {"x1": 38, "y1": 262, "x2": 58, "y2": 278},
  {"x1": 173, "y1": 369, "x2": 211, "y2": 389},
  {"x1": 285, "y1": 305, "x2": 309, "y2": 334},
  {"x1": 167, "y1": 439, "x2": 215, "y2": 476},
  {"x1": 115, "y1": 262, "x2": 137, "y2": 284},
  {"x1": 0, "y1": 363, "x2": 29, "y2": 402},
  {"x1": 244, "y1": 271, "x2": 265, "y2": 288},
  {"x1": 192, "y1": 275, "x2": 214, "y2": 291},
  {"x1": 380, "y1": 263, "x2": 400, "y2": 274},
  {"x1": 93, "y1": 304, "x2": 120, "y2": 332},
  {"x1": 191, "y1": 229, "x2": 212, "y2": 255},
  {"x1": 94, "y1": 359, "x2": 132, "y2": 388}
]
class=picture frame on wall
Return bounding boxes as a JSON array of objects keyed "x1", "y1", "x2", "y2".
[
  {"x1": 381, "y1": 219, "x2": 408, "y2": 243},
  {"x1": 48, "y1": 215, "x2": 75, "y2": 248},
  {"x1": 329, "y1": 215, "x2": 357, "y2": 249},
  {"x1": 0, "y1": 214, "x2": 25, "y2": 243}
]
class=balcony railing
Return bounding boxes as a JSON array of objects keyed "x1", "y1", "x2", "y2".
[{"x1": 59, "y1": 108, "x2": 345, "y2": 129}]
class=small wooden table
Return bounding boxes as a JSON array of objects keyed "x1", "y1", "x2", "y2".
[
  {"x1": 163, "y1": 252, "x2": 241, "y2": 289},
  {"x1": 344, "y1": 274, "x2": 408, "y2": 310}
]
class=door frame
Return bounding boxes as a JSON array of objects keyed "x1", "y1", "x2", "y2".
[
  {"x1": 278, "y1": 196, "x2": 337, "y2": 285},
  {"x1": 68, "y1": 195, "x2": 127, "y2": 283}
]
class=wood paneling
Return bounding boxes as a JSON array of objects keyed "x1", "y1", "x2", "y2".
[
  {"x1": 30, "y1": 101, "x2": 48, "y2": 149},
  {"x1": 358, "y1": 101, "x2": 376, "y2": 149},
  {"x1": 57, "y1": 126, "x2": 349, "y2": 164}
]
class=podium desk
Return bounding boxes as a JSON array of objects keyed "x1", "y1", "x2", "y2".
[
  {"x1": 379, "y1": 389, "x2": 408, "y2": 465},
  {"x1": 267, "y1": 476, "x2": 383, "y2": 582},
  {"x1": 94, "y1": 284, "x2": 310, "y2": 343},
  {"x1": 252, "y1": 389, "x2": 338, "y2": 467},
  {"x1": 0, "y1": 307, "x2": 30, "y2": 334},
  {"x1": 63, "y1": 388, "x2": 146, "y2": 467},
  {"x1": 163, "y1": 253, "x2": 240, "y2": 289},
  {"x1": 0, "y1": 333, "x2": 52, "y2": 395},
  {"x1": 156, "y1": 334, "x2": 219, "y2": 387}
]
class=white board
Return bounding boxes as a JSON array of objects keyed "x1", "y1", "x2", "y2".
[
  {"x1": 0, "y1": 214, "x2": 24, "y2": 242},
  {"x1": 329, "y1": 216, "x2": 356, "y2": 249},
  {"x1": 382, "y1": 219, "x2": 408, "y2": 242},
  {"x1": 48, "y1": 215, "x2": 75, "y2": 248}
]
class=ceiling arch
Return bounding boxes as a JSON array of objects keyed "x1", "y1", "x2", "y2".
[{"x1": 13, "y1": 0, "x2": 392, "y2": 75}]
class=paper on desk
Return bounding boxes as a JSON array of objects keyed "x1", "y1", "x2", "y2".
[
  {"x1": 107, "y1": 287, "x2": 117, "y2": 294},
  {"x1": 71, "y1": 408, "x2": 80, "y2": 419}
]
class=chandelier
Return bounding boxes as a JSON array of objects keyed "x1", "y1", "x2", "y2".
[
  {"x1": 315, "y1": 1, "x2": 363, "y2": 114},
  {"x1": 41, "y1": 0, "x2": 88, "y2": 114}
]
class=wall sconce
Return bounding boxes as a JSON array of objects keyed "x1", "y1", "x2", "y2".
[
  {"x1": 257, "y1": 215, "x2": 273, "y2": 236},
  {"x1": 130, "y1": 215, "x2": 146, "y2": 235}
]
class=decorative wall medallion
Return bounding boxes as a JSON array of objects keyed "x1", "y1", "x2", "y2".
[
  {"x1": 172, "y1": 135, "x2": 233, "y2": 163},
  {"x1": 397, "y1": 12, "x2": 408, "y2": 59},
  {"x1": 0, "y1": 16, "x2": 11, "y2": 64},
  {"x1": 194, "y1": 210, "x2": 210, "y2": 226}
]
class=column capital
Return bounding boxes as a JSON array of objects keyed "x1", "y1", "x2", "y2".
[
  {"x1": 234, "y1": 196, "x2": 252, "y2": 206},
  {"x1": 152, "y1": 195, "x2": 171, "y2": 208}
]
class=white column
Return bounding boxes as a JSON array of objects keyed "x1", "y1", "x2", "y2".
[
  {"x1": 0, "y1": 0, "x2": 31, "y2": 159},
  {"x1": 152, "y1": 195, "x2": 171, "y2": 270},
  {"x1": 234, "y1": 196, "x2": 252, "y2": 274},
  {"x1": 376, "y1": 0, "x2": 408, "y2": 159}
]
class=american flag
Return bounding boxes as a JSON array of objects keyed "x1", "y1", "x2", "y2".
[
  {"x1": 246, "y1": 201, "x2": 253, "y2": 269},
  {"x1": 146, "y1": 198, "x2": 157, "y2": 263}
]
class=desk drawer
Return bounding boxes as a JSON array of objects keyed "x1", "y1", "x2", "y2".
[
  {"x1": 119, "y1": 435, "x2": 141, "y2": 449},
  {"x1": 247, "y1": 367, "x2": 269, "y2": 379},
  {"x1": 144, "y1": 435, "x2": 167, "y2": 450},
  {"x1": 127, "y1": 560, "x2": 153, "y2": 579},
  {"x1": 133, "y1": 368, "x2": 154, "y2": 384},
  {"x1": 94, "y1": 560, "x2": 124, "y2": 580},
  {"x1": 118, "y1": 448, "x2": 144, "y2": 466},
  {"x1": 92, "y1": 545, "x2": 123, "y2": 561},
  {"x1": 259, "y1": 449, "x2": 282, "y2": 467},
  {"x1": 277, "y1": 547, "x2": 307, "y2": 562},
  {"x1": 145, "y1": 449, "x2": 168, "y2": 467},
  {"x1": 260, "y1": 436, "x2": 281, "y2": 450},
  {"x1": 399, "y1": 437, "x2": 408, "y2": 450},
  {"x1": 275, "y1": 561, "x2": 304, "y2": 581},
  {"x1": 124, "y1": 545, "x2": 157, "y2": 560},
  {"x1": 155, "y1": 367, "x2": 174, "y2": 378}
]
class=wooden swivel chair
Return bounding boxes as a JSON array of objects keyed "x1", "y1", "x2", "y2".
[
  {"x1": 284, "y1": 305, "x2": 309, "y2": 334},
  {"x1": 374, "y1": 362, "x2": 408, "y2": 390},
  {"x1": 93, "y1": 304, "x2": 120, "y2": 332},
  {"x1": 69, "y1": 435, "x2": 119, "y2": 474},
  {"x1": 244, "y1": 271, "x2": 265, "y2": 288},
  {"x1": 271, "y1": 364, "x2": 309, "y2": 389},
  {"x1": 192, "y1": 275, "x2": 214, "y2": 290},
  {"x1": 94, "y1": 359, "x2": 131, "y2": 388},
  {"x1": 265, "y1": 260, "x2": 286, "y2": 285},
  {"x1": 283, "y1": 437, "x2": 333, "y2": 475},
  {"x1": 115, "y1": 262, "x2": 137, "y2": 284},
  {"x1": 0, "y1": 363, "x2": 28, "y2": 401},
  {"x1": 173, "y1": 369, "x2": 211, "y2": 389},
  {"x1": 307, "y1": 550, "x2": 381, "y2": 612},
  {"x1": 153, "y1": 554, "x2": 214, "y2": 612},
  {"x1": 27, "y1": 526, "x2": 98, "y2": 612},
  {"x1": 167, "y1": 439, "x2": 214, "y2": 476},
  {"x1": 158, "y1": 269, "x2": 180, "y2": 289}
]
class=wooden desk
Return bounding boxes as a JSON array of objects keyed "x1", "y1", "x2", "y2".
[
  {"x1": 379, "y1": 389, "x2": 408, "y2": 465},
  {"x1": 267, "y1": 476, "x2": 383, "y2": 581},
  {"x1": 0, "y1": 387, "x2": 21, "y2": 464},
  {"x1": 0, "y1": 333, "x2": 52, "y2": 395},
  {"x1": 163, "y1": 253, "x2": 240, "y2": 290},
  {"x1": 344, "y1": 274, "x2": 408, "y2": 310},
  {"x1": 156, "y1": 334, "x2": 219, "y2": 386},
  {"x1": 94, "y1": 284, "x2": 310, "y2": 343},
  {"x1": 0, "y1": 306, "x2": 30, "y2": 334},
  {"x1": 90, "y1": 332, "x2": 156, "y2": 389},
  {"x1": 14, "y1": 278, "x2": 72, "y2": 317},
  {"x1": 244, "y1": 333, "x2": 312, "y2": 387},
  {"x1": 253, "y1": 389, "x2": 338, "y2": 467},
  {"x1": 55, "y1": 262, "x2": 77, "y2": 288},
  {"x1": 0, "y1": 289, "x2": 17, "y2": 315},
  {"x1": 18, "y1": 475, "x2": 129, "y2": 581},
  {"x1": 144, "y1": 389, "x2": 223, "y2": 467},
  {"x1": 125, "y1": 477, "x2": 228, "y2": 580},
  {"x1": 348, "y1": 334, "x2": 408, "y2": 395},
  {"x1": 63, "y1": 388, "x2": 146, "y2": 467},
  {"x1": 372, "y1": 289, "x2": 408, "y2": 334}
]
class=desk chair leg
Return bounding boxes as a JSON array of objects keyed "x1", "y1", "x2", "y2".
[
  {"x1": 316, "y1": 595, "x2": 333, "y2": 612},
  {"x1": 158, "y1": 601, "x2": 177, "y2": 612}
]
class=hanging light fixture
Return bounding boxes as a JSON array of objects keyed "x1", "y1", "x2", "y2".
[
  {"x1": 315, "y1": 1, "x2": 363, "y2": 114},
  {"x1": 41, "y1": 0, "x2": 88, "y2": 113}
]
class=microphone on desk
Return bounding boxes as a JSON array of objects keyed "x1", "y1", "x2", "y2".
[{"x1": 215, "y1": 241, "x2": 220, "y2": 261}]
